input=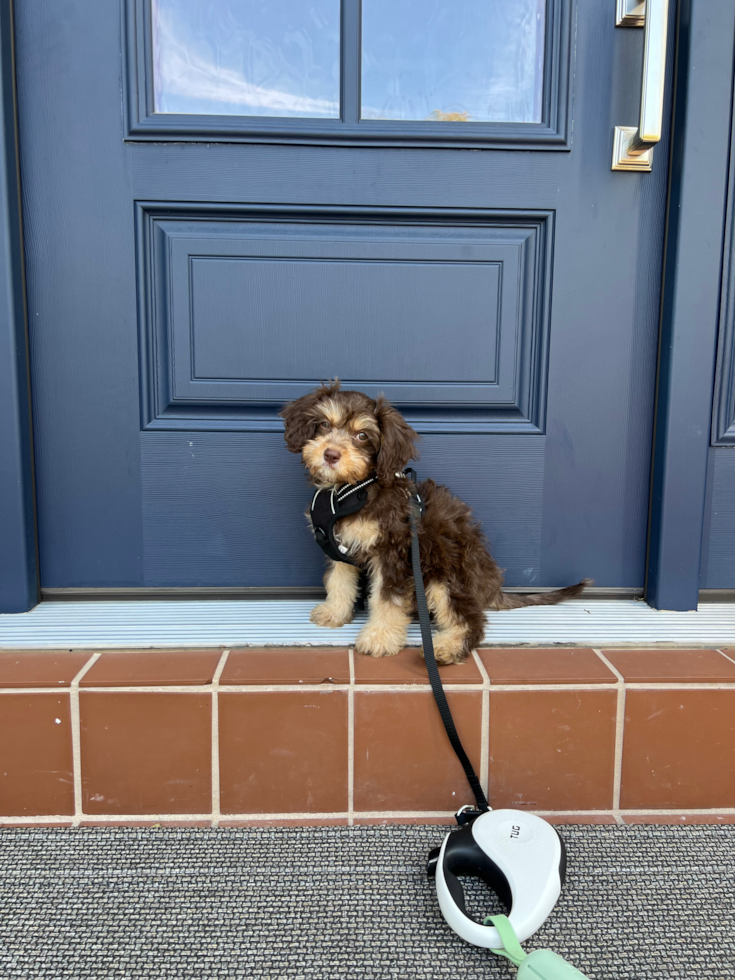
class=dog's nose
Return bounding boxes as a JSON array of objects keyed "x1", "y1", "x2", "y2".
[{"x1": 324, "y1": 448, "x2": 341, "y2": 465}]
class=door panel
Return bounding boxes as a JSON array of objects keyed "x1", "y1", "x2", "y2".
[
  {"x1": 701, "y1": 450, "x2": 735, "y2": 588},
  {"x1": 140, "y1": 207, "x2": 551, "y2": 431},
  {"x1": 16, "y1": 1, "x2": 143, "y2": 588},
  {"x1": 16, "y1": 0, "x2": 674, "y2": 591},
  {"x1": 141, "y1": 433, "x2": 544, "y2": 587},
  {"x1": 701, "y1": 104, "x2": 735, "y2": 589}
]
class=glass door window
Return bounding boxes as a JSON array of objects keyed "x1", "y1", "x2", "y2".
[
  {"x1": 128, "y1": 0, "x2": 568, "y2": 147},
  {"x1": 361, "y1": 0, "x2": 545, "y2": 124},
  {"x1": 151, "y1": 0, "x2": 341, "y2": 117}
]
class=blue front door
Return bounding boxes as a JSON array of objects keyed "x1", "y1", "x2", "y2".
[{"x1": 16, "y1": 0, "x2": 675, "y2": 593}]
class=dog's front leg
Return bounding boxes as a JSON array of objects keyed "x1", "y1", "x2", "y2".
[
  {"x1": 355, "y1": 564, "x2": 410, "y2": 657},
  {"x1": 310, "y1": 561, "x2": 360, "y2": 628}
]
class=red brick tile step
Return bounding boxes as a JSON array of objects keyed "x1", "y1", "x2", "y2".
[{"x1": 1, "y1": 646, "x2": 734, "y2": 826}]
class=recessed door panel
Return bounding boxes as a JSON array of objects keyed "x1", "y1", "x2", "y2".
[{"x1": 140, "y1": 207, "x2": 551, "y2": 432}]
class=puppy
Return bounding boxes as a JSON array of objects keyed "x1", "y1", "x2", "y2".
[{"x1": 281, "y1": 380, "x2": 589, "y2": 664}]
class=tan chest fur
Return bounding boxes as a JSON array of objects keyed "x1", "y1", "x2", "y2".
[{"x1": 335, "y1": 515, "x2": 381, "y2": 554}]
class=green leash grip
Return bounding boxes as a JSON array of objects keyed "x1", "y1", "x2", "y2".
[
  {"x1": 485, "y1": 915, "x2": 592, "y2": 979},
  {"x1": 516, "y1": 950, "x2": 592, "y2": 980}
]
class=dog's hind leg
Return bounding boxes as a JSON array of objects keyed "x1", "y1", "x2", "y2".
[
  {"x1": 425, "y1": 582, "x2": 477, "y2": 665},
  {"x1": 311, "y1": 561, "x2": 360, "y2": 628}
]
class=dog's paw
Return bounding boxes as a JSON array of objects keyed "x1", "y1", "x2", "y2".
[
  {"x1": 429, "y1": 633, "x2": 467, "y2": 666},
  {"x1": 310, "y1": 602, "x2": 353, "y2": 629},
  {"x1": 355, "y1": 623, "x2": 404, "y2": 658}
]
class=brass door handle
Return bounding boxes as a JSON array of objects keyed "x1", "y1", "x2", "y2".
[{"x1": 612, "y1": 0, "x2": 670, "y2": 171}]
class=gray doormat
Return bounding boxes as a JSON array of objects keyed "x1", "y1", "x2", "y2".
[{"x1": 0, "y1": 825, "x2": 732, "y2": 979}]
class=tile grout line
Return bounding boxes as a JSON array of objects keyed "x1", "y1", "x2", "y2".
[
  {"x1": 210, "y1": 650, "x2": 230, "y2": 828},
  {"x1": 624, "y1": 681, "x2": 735, "y2": 689},
  {"x1": 586, "y1": 807, "x2": 735, "y2": 815},
  {"x1": 0, "y1": 681, "x2": 636, "y2": 695},
  {"x1": 716, "y1": 648, "x2": 735, "y2": 667},
  {"x1": 594, "y1": 650, "x2": 626, "y2": 824},
  {"x1": 7, "y1": 642, "x2": 735, "y2": 652},
  {"x1": 5, "y1": 640, "x2": 735, "y2": 650},
  {"x1": 69, "y1": 653, "x2": 102, "y2": 828},
  {"x1": 16, "y1": 679, "x2": 735, "y2": 693},
  {"x1": 347, "y1": 649, "x2": 355, "y2": 826},
  {"x1": 6, "y1": 807, "x2": 735, "y2": 826},
  {"x1": 472, "y1": 650, "x2": 490, "y2": 797}
]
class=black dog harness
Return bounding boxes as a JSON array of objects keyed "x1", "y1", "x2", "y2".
[{"x1": 309, "y1": 477, "x2": 377, "y2": 565}]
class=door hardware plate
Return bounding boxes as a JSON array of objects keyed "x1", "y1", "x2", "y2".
[{"x1": 616, "y1": 0, "x2": 645, "y2": 27}]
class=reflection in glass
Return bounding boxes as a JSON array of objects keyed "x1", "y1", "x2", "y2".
[
  {"x1": 361, "y1": 0, "x2": 546, "y2": 124},
  {"x1": 152, "y1": 0, "x2": 340, "y2": 117}
]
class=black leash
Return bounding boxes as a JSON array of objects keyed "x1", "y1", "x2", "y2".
[{"x1": 405, "y1": 469, "x2": 489, "y2": 821}]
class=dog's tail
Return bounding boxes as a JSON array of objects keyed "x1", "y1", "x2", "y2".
[{"x1": 495, "y1": 578, "x2": 592, "y2": 610}]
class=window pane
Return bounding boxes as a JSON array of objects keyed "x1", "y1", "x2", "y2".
[
  {"x1": 361, "y1": 0, "x2": 546, "y2": 124},
  {"x1": 152, "y1": 0, "x2": 341, "y2": 117}
]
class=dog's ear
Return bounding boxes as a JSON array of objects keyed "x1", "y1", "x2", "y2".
[
  {"x1": 375, "y1": 396, "x2": 419, "y2": 484},
  {"x1": 279, "y1": 380, "x2": 340, "y2": 453}
]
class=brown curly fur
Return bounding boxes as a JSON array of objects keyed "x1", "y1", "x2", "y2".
[{"x1": 280, "y1": 381, "x2": 590, "y2": 664}]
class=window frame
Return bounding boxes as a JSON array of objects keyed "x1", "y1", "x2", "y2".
[{"x1": 123, "y1": 0, "x2": 572, "y2": 149}]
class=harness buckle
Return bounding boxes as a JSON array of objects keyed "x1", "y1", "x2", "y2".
[{"x1": 404, "y1": 469, "x2": 425, "y2": 518}]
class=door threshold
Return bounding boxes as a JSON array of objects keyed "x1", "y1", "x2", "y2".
[
  {"x1": 3, "y1": 598, "x2": 735, "y2": 648},
  {"x1": 699, "y1": 589, "x2": 735, "y2": 603},
  {"x1": 39, "y1": 585, "x2": 645, "y2": 602},
  {"x1": 40, "y1": 587, "x2": 330, "y2": 601}
]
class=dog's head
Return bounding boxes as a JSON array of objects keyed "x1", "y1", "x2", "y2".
[{"x1": 280, "y1": 380, "x2": 419, "y2": 486}]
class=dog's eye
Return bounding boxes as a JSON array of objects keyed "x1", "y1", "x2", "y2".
[
  {"x1": 319, "y1": 421, "x2": 331, "y2": 430},
  {"x1": 355, "y1": 432, "x2": 368, "y2": 442}
]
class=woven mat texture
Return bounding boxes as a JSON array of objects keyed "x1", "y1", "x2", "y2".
[{"x1": 0, "y1": 825, "x2": 733, "y2": 979}]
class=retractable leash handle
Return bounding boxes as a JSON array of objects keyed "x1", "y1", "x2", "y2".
[{"x1": 434, "y1": 810, "x2": 565, "y2": 949}]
